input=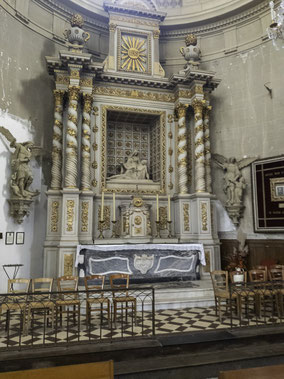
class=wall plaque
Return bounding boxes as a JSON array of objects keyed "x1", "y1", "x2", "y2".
[{"x1": 252, "y1": 156, "x2": 284, "y2": 232}]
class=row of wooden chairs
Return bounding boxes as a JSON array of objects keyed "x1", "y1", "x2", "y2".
[
  {"x1": 210, "y1": 269, "x2": 284, "y2": 322},
  {"x1": 0, "y1": 274, "x2": 136, "y2": 333}
]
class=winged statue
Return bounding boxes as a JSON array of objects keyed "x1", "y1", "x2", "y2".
[
  {"x1": 0, "y1": 126, "x2": 42, "y2": 199},
  {"x1": 212, "y1": 154, "x2": 257, "y2": 206}
]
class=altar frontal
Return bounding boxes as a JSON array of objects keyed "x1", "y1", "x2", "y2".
[{"x1": 76, "y1": 244, "x2": 205, "y2": 283}]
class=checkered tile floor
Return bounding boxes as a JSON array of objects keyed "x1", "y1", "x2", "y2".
[{"x1": 0, "y1": 306, "x2": 282, "y2": 350}]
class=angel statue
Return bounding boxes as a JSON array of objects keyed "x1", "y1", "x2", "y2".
[
  {"x1": 212, "y1": 154, "x2": 257, "y2": 206},
  {"x1": 0, "y1": 126, "x2": 41, "y2": 200}
]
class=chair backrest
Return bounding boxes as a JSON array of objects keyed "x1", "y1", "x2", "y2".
[
  {"x1": 249, "y1": 269, "x2": 267, "y2": 282},
  {"x1": 229, "y1": 271, "x2": 247, "y2": 283},
  {"x1": 109, "y1": 274, "x2": 130, "y2": 297},
  {"x1": 32, "y1": 278, "x2": 53, "y2": 293},
  {"x1": 268, "y1": 268, "x2": 283, "y2": 281},
  {"x1": 8, "y1": 278, "x2": 30, "y2": 294},
  {"x1": 57, "y1": 276, "x2": 79, "y2": 292},
  {"x1": 84, "y1": 275, "x2": 105, "y2": 297},
  {"x1": 210, "y1": 271, "x2": 228, "y2": 292},
  {"x1": 253, "y1": 265, "x2": 268, "y2": 275},
  {"x1": 270, "y1": 265, "x2": 284, "y2": 270}
]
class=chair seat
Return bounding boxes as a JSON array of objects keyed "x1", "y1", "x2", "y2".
[
  {"x1": 56, "y1": 300, "x2": 80, "y2": 306},
  {"x1": 87, "y1": 297, "x2": 109, "y2": 304},
  {"x1": 29, "y1": 301, "x2": 54, "y2": 309},
  {"x1": 113, "y1": 296, "x2": 136, "y2": 302}
]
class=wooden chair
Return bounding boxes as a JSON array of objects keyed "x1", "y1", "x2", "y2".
[
  {"x1": 249, "y1": 269, "x2": 267, "y2": 282},
  {"x1": 109, "y1": 274, "x2": 137, "y2": 328},
  {"x1": 84, "y1": 275, "x2": 110, "y2": 326},
  {"x1": 210, "y1": 271, "x2": 236, "y2": 322},
  {"x1": 26, "y1": 278, "x2": 54, "y2": 332},
  {"x1": 268, "y1": 268, "x2": 283, "y2": 281},
  {"x1": 252, "y1": 266, "x2": 268, "y2": 279},
  {"x1": 0, "y1": 278, "x2": 30, "y2": 333},
  {"x1": 56, "y1": 276, "x2": 80, "y2": 327}
]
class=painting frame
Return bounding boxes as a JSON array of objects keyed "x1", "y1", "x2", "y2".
[
  {"x1": 5, "y1": 232, "x2": 14, "y2": 245},
  {"x1": 252, "y1": 156, "x2": 284, "y2": 232},
  {"x1": 16, "y1": 232, "x2": 25, "y2": 245}
]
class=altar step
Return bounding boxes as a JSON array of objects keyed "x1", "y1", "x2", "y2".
[{"x1": 154, "y1": 279, "x2": 215, "y2": 310}]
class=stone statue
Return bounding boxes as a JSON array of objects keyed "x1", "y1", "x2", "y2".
[
  {"x1": 0, "y1": 126, "x2": 43, "y2": 223},
  {"x1": 213, "y1": 154, "x2": 256, "y2": 206},
  {"x1": 110, "y1": 150, "x2": 149, "y2": 181},
  {"x1": 213, "y1": 154, "x2": 257, "y2": 225},
  {"x1": 0, "y1": 127, "x2": 41, "y2": 200}
]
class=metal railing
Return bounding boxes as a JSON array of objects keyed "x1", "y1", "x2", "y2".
[
  {"x1": 229, "y1": 281, "x2": 284, "y2": 328},
  {"x1": 0, "y1": 287, "x2": 155, "y2": 350}
]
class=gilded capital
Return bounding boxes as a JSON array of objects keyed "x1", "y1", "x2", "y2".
[
  {"x1": 68, "y1": 85, "x2": 80, "y2": 101},
  {"x1": 53, "y1": 90, "x2": 65, "y2": 106},
  {"x1": 192, "y1": 99, "x2": 206, "y2": 114},
  {"x1": 175, "y1": 103, "x2": 188, "y2": 119},
  {"x1": 83, "y1": 93, "x2": 93, "y2": 112},
  {"x1": 204, "y1": 105, "x2": 212, "y2": 117}
]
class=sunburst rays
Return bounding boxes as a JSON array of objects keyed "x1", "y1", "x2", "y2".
[{"x1": 121, "y1": 36, "x2": 146, "y2": 72}]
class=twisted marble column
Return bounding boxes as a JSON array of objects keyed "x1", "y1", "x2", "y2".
[
  {"x1": 204, "y1": 105, "x2": 212, "y2": 193},
  {"x1": 192, "y1": 99, "x2": 206, "y2": 192},
  {"x1": 176, "y1": 103, "x2": 189, "y2": 194},
  {"x1": 65, "y1": 86, "x2": 80, "y2": 188},
  {"x1": 51, "y1": 90, "x2": 64, "y2": 190},
  {"x1": 81, "y1": 93, "x2": 92, "y2": 190}
]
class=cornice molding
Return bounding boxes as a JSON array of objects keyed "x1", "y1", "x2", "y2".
[{"x1": 160, "y1": 1, "x2": 269, "y2": 37}]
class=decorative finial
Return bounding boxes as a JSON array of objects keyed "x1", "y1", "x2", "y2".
[
  {"x1": 70, "y1": 14, "x2": 84, "y2": 28},
  {"x1": 185, "y1": 34, "x2": 197, "y2": 46}
]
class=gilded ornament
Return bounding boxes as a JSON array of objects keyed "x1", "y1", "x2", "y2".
[
  {"x1": 92, "y1": 143, "x2": 98, "y2": 150},
  {"x1": 68, "y1": 85, "x2": 80, "y2": 100},
  {"x1": 51, "y1": 201, "x2": 59, "y2": 232},
  {"x1": 134, "y1": 215, "x2": 142, "y2": 225},
  {"x1": 81, "y1": 201, "x2": 89, "y2": 232},
  {"x1": 183, "y1": 203, "x2": 190, "y2": 231},
  {"x1": 64, "y1": 254, "x2": 73, "y2": 276},
  {"x1": 168, "y1": 131, "x2": 173, "y2": 139},
  {"x1": 175, "y1": 103, "x2": 188, "y2": 118},
  {"x1": 204, "y1": 250, "x2": 211, "y2": 273},
  {"x1": 98, "y1": 206, "x2": 110, "y2": 229},
  {"x1": 66, "y1": 200, "x2": 75, "y2": 232},
  {"x1": 92, "y1": 179, "x2": 97, "y2": 187},
  {"x1": 70, "y1": 14, "x2": 84, "y2": 28},
  {"x1": 92, "y1": 161, "x2": 98, "y2": 169},
  {"x1": 201, "y1": 202, "x2": 208, "y2": 231},
  {"x1": 153, "y1": 30, "x2": 160, "y2": 39},
  {"x1": 168, "y1": 148, "x2": 173, "y2": 156},
  {"x1": 133, "y1": 197, "x2": 143, "y2": 207},
  {"x1": 195, "y1": 85, "x2": 204, "y2": 95},
  {"x1": 168, "y1": 182, "x2": 174, "y2": 190},
  {"x1": 168, "y1": 165, "x2": 173, "y2": 173},
  {"x1": 185, "y1": 34, "x2": 197, "y2": 46},
  {"x1": 56, "y1": 74, "x2": 69, "y2": 85},
  {"x1": 159, "y1": 207, "x2": 167, "y2": 230},
  {"x1": 81, "y1": 77, "x2": 93, "y2": 87},
  {"x1": 70, "y1": 69, "x2": 80, "y2": 79},
  {"x1": 109, "y1": 23, "x2": 117, "y2": 32},
  {"x1": 168, "y1": 114, "x2": 174, "y2": 123},
  {"x1": 120, "y1": 35, "x2": 147, "y2": 72}
]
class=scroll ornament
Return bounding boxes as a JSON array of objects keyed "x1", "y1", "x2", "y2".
[
  {"x1": 213, "y1": 154, "x2": 257, "y2": 226},
  {"x1": 0, "y1": 126, "x2": 42, "y2": 224}
]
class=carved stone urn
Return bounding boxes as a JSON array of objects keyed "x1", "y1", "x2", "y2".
[
  {"x1": 180, "y1": 34, "x2": 201, "y2": 71},
  {"x1": 64, "y1": 14, "x2": 90, "y2": 51}
]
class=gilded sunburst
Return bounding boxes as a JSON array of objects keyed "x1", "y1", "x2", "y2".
[{"x1": 121, "y1": 35, "x2": 147, "y2": 72}]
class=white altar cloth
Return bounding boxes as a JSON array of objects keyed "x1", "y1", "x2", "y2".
[{"x1": 75, "y1": 243, "x2": 205, "y2": 267}]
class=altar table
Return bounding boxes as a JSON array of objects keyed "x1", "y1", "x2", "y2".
[{"x1": 76, "y1": 244, "x2": 205, "y2": 282}]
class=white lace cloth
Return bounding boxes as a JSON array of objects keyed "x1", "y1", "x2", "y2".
[{"x1": 75, "y1": 243, "x2": 205, "y2": 267}]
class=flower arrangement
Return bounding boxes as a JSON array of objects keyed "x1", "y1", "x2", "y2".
[{"x1": 225, "y1": 229, "x2": 249, "y2": 271}]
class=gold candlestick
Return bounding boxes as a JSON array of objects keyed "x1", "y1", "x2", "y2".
[
  {"x1": 155, "y1": 220, "x2": 161, "y2": 238},
  {"x1": 98, "y1": 220, "x2": 104, "y2": 239},
  {"x1": 111, "y1": 220, "x2": 118, "y2": 238},
  {"x1": 167, "y1": 220, "x2": 172, "y2": 238}
]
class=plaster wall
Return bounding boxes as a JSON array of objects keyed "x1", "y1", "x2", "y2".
[{"x1": 0, "y1": 7, "x2": 58, "y2": 291}]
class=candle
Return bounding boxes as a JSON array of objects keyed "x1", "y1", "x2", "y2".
[
  {"x1": 113, "y1": 192, "x2": 116, "y2": 221},
  {"x1": 100, "y1": 192, "x2": 104, "y2": 221},
  {"x1": 156, "y1": 193, "x2": 159, "y2": 221},
  {"x1": 168, "y1": 195, "x2": 171, "y2": 222}
]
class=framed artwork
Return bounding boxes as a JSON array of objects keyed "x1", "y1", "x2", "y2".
[
  {"x1": 252, "y1": 156, "x2": 284, "y2": 232},
  {"x1": 5, "y1": 232, "x2": 14, "y2": 245},
  {"x1": 16, "y1": 232, "x2": 25, "y2": 245}
]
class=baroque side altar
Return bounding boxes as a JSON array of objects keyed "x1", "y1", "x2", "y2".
[{"x1": 43, "y1": 1, "x2": 221, "y2": 281}]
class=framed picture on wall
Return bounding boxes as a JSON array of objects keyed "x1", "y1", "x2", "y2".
[
  {"x1": 16, "y1": 232, "x2": 25, "y2": 245},
  {"x1": 5, "y1": 232, "x2": 14, "y2": 245},
  {"x1": 252, "y1": 156, "x2": 284, "y2": 232}
]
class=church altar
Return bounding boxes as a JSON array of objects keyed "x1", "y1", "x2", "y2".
[{"x1": 76, "y1": 244, "x2": 205, "y2": 282}]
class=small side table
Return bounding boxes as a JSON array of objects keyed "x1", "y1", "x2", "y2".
[{"x1": 2, "y1": 264, "x2": 24, "y2": 280}]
